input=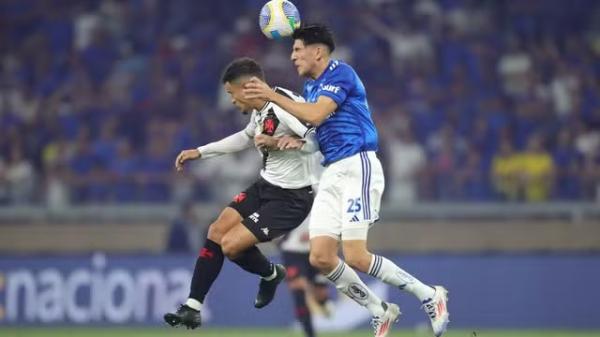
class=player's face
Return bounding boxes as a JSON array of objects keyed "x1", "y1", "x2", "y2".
[
  {"x1": 224, "y1": 81, "x2": 253, "y2": 114},
  {"x1": 291, "y1": 39, "x2": 316, "y2": 78}
]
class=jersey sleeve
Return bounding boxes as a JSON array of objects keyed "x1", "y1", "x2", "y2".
[
  {"x1": 316, "y1": 64, "x2": 354, "y2": 106},
  {"x1": 300, "y1": 127, "x2": 319, "y2": 153},
  {"x1": 196, "y1": 130, "x2": 253, "y2": 159}
]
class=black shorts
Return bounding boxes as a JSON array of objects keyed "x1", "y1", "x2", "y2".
[
  {"x1": 281, "y1": 251, "x2": 320, "y2": 283},
  {"x1": 228, "y1": 178, "x2": 313, "y2": 242}
]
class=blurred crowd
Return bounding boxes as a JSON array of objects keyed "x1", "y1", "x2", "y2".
[{"x1": 0, "y1": 0, "x2": 599, "y2": 207}]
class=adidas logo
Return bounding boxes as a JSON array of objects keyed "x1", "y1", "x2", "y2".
[
  {"x1": 261, "y1": 227, "x2": 270, "y2": 236},
  {"x1": 350, "y1": 215, "x2": 360, "y2": 222}
]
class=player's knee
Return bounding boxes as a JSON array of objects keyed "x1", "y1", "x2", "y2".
[
  {"x1": 207, "y1": 221, "x2": 226, "y2": 243},
  {"x1": 343, "y1": 251, "x2": 371, "y2": 272},
  {"x1": 309, "y1": 251, "x2": 337, "y2": 272},
  {"x1": 220, "y1": 236, "x2": 241, "y2": 259}
]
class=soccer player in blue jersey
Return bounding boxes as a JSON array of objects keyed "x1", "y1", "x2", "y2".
[{"x1": 244, "y1": 24, "x2": 449, "y2": 337}]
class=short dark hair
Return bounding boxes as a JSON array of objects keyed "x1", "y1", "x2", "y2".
[
  {"x1": 221, "y1": 57, "x2": 265, "y2": 84},
  {"x1": 292, "y1": 24, "x2": 335, "y2": 53}
]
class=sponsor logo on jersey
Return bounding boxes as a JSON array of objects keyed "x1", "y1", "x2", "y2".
[{"x1": 321, "y1": 84, "x2": 340, "y2": 94}]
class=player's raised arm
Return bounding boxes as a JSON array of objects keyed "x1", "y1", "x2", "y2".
[{"x1": 243, "y1": 77, "x2": 336, "y2": 126}]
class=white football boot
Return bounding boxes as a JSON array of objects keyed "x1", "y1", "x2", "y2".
[
  {"x1": 421, "y1": 286, "x2": 450, "y2": 337},
  {"x1": 371, "y1": 302, "x2": 401, "y2": 337}
]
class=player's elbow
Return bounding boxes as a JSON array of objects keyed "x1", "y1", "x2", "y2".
[
  {"x1": 306, "y1": 113, "x2": 328, "y2": 126},
  {"x1": 308, "y1": 98, "x2": 336, "y2": 126},
  {"x1": 308, "y1": 116, "x2": 325, "y2": 126}
]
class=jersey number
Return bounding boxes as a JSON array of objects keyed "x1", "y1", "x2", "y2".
[{"x1": 346, "y1": 198, "x2": 362, "y2": 213}]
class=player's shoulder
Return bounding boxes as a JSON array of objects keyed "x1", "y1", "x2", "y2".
[
  {"x1": 329, "y1": 59, "x2": 354, "y2": 73},
  {"x1": 273, "y1": 86, "x2": 305, "y2": 103},
  {"x1": 325, "y1": 59, "x2": 356, "y2": 81}
]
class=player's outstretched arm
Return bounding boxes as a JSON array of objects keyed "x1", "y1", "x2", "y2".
[
  {"x1": 175, "y1": 130, "x2": 254, "y2": 171},
  {"x1": 175, "y1": 149, "x2": 201, "y2": 172},
  {"x1": 243, "y1": 77, "x2": 336, "y2": 126}
]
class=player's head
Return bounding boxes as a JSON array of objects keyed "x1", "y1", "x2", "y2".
[
  {"x1": 291, "y1": 24, "x2": 335, "y2": 78},
  {"x1": 222, "y1": 57, "x2": 266, "y2": 114}
]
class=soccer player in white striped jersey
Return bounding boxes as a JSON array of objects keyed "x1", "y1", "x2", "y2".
[
  {"x1": 165, "y1": 57, "x2": 320, "y2": 329},
  {"x1": 244, "y1": 25, "x2": 449, "y2": 337}
]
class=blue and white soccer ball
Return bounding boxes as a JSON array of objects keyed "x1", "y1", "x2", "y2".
[{"x1": 259, "y1": 0, "x2": 301, "y2": 40}]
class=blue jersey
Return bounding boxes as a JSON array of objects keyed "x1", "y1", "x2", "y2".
[{"x1": 302, "y1": 60, "x2": 378, "y2": 165}]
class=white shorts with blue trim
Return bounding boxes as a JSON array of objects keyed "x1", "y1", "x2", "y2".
[{"x1": 308, "y1": 151, "x2": 384, "y2": 241}]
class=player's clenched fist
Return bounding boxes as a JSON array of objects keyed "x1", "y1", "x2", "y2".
[{"x1": 175, "y1": 149, "x2": 201, "y2": 172}]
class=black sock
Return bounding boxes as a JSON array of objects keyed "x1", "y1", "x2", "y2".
[
  {"x1": 292, "y1": 289, "x2": 315, "y2": 337},
  {"x1": 189, "y1": 239, "x2": 224, "y2": 303},
  {"x1": 231, "y1": 246, "x2": 273, "y2": 277}
]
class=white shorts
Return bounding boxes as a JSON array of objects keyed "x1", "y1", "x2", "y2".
[{"x1": 309, "y1": 151, "x2": 384, "y2": 241}]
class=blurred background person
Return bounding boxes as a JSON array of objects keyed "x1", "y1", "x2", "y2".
[{"x1": 517, "y1": 134, "x2": 555, "y2": 202}]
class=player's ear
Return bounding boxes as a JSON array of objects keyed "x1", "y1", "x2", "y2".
[{"x1": 315, "y1": 45, "x2": 325, "y2": 61}]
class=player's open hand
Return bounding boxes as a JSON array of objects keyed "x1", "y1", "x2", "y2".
[
  {"x1": 254, "y1": 134, "x2": 278, "y2": 150},
  {"x1": 175, "y1": 149, "x2": 201, "y2": 172},
  {"x1": 277, "y1": 135, "x2": 304, "y2": 150},
  {"x1": 243, "y1": 77, "x2": 273, "y2": 101}
]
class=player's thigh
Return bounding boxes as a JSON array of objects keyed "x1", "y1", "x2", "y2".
[
  {"x1": 207, "y1": 207, "x2": 244, "y2": 242},
  {"x1": 308, "y1": 165, "x2": 344, "y2": 240},
  {"x1": 340, "y1": 151, "x2": 385, "y2": 241},
  {"x1": 220, "y1": 223, "x2": 260, "y2": 258},
  {"x1": 209, "y1": 181, "x2": 262, "y2": 242}
]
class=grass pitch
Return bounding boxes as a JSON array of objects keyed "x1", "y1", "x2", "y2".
[{"x1": 1, "y1": 328, "x2": 599, "y2": 337}]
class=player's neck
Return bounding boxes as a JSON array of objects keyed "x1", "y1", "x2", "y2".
[
  {"x1": 252, "y1": 99, "x2": 269, "y2": 111},
  {"x1": 310, "y1": 58, "x2": 330, "y2": 79}
]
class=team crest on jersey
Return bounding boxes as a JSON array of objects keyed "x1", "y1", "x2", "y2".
[
  {"x1": 262, "y1": 109, "x2": 280, "y2": 136},
  {"x1": 233, "y1": 192, "x2": 247, "y2": 203}
]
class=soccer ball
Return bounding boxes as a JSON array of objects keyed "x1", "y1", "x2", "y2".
[{"x1": 259, "y1": 0, "x2": 301, "y2": 40}]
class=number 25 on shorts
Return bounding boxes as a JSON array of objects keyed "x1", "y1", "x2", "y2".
[{"x1": 346, "y1": 198, "x2": 362, "y2": 213}]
